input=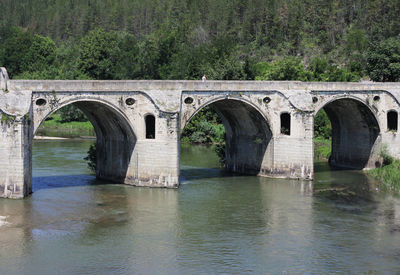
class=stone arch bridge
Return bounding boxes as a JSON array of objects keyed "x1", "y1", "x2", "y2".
[{"x1": 1, "y1": 67, "x2": 400, "y2": 198}]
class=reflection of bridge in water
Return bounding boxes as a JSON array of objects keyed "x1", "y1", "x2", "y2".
[{"x1": 1, "y1": 66, "x2": 400, "y2": 198}]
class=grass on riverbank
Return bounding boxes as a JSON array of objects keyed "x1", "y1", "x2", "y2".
[
  {"x1": 368, "y1": 160, "x2": 400, "y2": 192},
  {"x1": 36, "y1": 114, "x2": 95, "y2": 138},
  {"x1": 314, "y1": 137, "x2": 331, "y2": 160}
]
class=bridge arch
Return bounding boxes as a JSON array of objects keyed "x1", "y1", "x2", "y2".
[
  {"x1": 33, "y1": 97, "x2": 135, "y2": 134},
  {"x1": 34, "y1": 98, "x2": 136, "y2": 183},
  {"x1": 314, "y1": 96, "x2": 381, "y2": 169},
  {"x1": 182, "y1": 97, "x2": 273, "y2": 176},
  {"x1": 182, "y1": 96, "x2": 273, "y2": 129}
]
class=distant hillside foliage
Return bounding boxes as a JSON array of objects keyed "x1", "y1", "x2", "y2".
[{"x1": 0, "y1": 0, "x2": 399, "y2": 81}]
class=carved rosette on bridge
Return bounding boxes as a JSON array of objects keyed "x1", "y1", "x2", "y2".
[{"x1": 1, "y1": 69, "x2": 400, "y2": 199}]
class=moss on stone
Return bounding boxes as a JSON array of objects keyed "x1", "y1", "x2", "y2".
[{"x1": 1, "y1": 112, "x2": 16, "y2": 126}]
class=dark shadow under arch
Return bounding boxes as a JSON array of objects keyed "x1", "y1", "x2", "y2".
[
  {"x1": 318, "y1": 98, "x2": 380, "y2": 169},
  {"x1": 183, "y1": 99, "x2": 273, "y2": 176},
  {"x1": 37, "y1": 101, "x2": 136, "y2": 183}
]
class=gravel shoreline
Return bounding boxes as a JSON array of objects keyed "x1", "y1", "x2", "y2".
[{"x1": 34, "y1": 136, "x2": 95, "y2": 140}]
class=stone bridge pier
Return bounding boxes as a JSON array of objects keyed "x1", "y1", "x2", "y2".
[
  {"x1": 180, "y1": 91, "x2": 314, "y2": 179},
  {"x1": 1, "y1": 67, "x2": 400, "y2": 198}
]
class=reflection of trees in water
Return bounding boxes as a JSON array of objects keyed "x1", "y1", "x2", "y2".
[
  {"x1": 174, "y1": 176, "x2": 318, "y2": 272},
  {"x1": 313, "y1": 162, "x2": 378, "y2": 204},
  {"x1": 311, "y1": 166, "x2": 400, "y2": 273},
  {"x1": 175, "y1": 178, "x2": 269, "y2": 271},
  {"x1": 376, "y1": 198, "x2": 400, "y2": 234},
  {"x1": 72, "y1": 185, "x2": 132, "y2": 238},
  {"x1": 0, "y1": 198, "x2": 34, "y2": 272}
]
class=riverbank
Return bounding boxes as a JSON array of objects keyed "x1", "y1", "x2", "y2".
[
  {"x1": 36, "y1": 114, "x2": 95, "y2": 138},
  {"x1": 34, "y1": 136, "x2": 95, "y2": 140},
  {"x1": 314, "y1": 137, "x2": 331, "y2": 160},
  {"x1": 368, "y1": 160, "x2": 400, "y2": 192},
  {"x1": 34, "y1": 136, "x2": 69, "y2": 140}
]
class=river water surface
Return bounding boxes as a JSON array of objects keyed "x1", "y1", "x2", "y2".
[{"x1": 1, "y1": 140, "x2": 400, "y2": 274}]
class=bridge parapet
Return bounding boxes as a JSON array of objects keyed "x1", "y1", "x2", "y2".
[{"x1": 6, "y1": 78, "x2": 400, "y2": 92}]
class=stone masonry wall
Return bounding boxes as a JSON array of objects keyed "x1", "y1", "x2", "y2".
[
  {"x1": 31, "y1": 91, "x2": 180, "y2": 189},
  {"x1": 0, "y1": 116, "x2": 31, "y2": 198},
  {"x1": 2, "y1": 67, "x2": 400, "y2": 198}
]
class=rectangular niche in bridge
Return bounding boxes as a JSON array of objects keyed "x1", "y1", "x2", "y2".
[
  {"x1": 387, "y1": 110, "x2": 398, "y2": 132},
  {"x1": 280, "y1": 112, "x2": 291, "y2": 135},
  {"x1": 145, "y1": 114, "x2": 156, "y2": 139}
]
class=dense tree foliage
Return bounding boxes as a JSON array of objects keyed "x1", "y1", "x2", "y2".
[
  {"x1": 58, "y1": 105, "x2": 87, "y2": 123},
  {"x1": 254, "y1": 57, "x2": 360, "y2": 81},
  {"x1": 314, "y1": 110, "x2": 332, "y2": 140},
  {"x1": 181, "y1": 106, "x2": 225, "y2": 144},
  {"x1": 367, "y1": 36, "x2": 400, "y2": 82},
  {"x1": 0, "y1": 0, "x2": 399, "y2": 81},
  {"x1": 77, "y1": 29, "x2": 121, "y2": 79}
]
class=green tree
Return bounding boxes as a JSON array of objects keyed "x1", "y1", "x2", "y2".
[
  {"x1": 77, "y1": 28, "x2": 121, "y2": 79},
  {"x1": 0, "y1": 27, "x2": 34, "y2": 77},
  {"x1": 134, "y1": 26, "x2": 183, "y2": 80},
  {"x1": 22, "y1": 34, "x2": 56, "y2": 72},
  {"x1": 58, "y1": 105, "x2": 87, "y2": 123},
  {"x1": 113, "y1": 33, "x2": 141, "y2": 79},
  {"x1": 367, "y1": 36, "x2": 400, "y2": 82},
  {"x1": 255, "y1": 57, "x2": 310, "y2": 81},
  {"x1": 314, "y1": 109, "x2": 331, "y2": 139},
  {"x1": 0, "y1": 27, "x2": 59, "y2": 79},
  {"x1": 181, "y1": 106, "x2": 225, "y2": 144},
  {"x1": 308, "y1": 57, "x2": 360, "y2": 82},
  {"x1": 53, "y1": 40, "x2": 91, "y2": 80},
  {"x1": 342, "y1": 24, "x2": 368, "y2": 74}
]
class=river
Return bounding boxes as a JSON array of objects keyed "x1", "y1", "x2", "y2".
[{"x1": 0, "y1": 139, "x2": 400, "y2": 274}]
